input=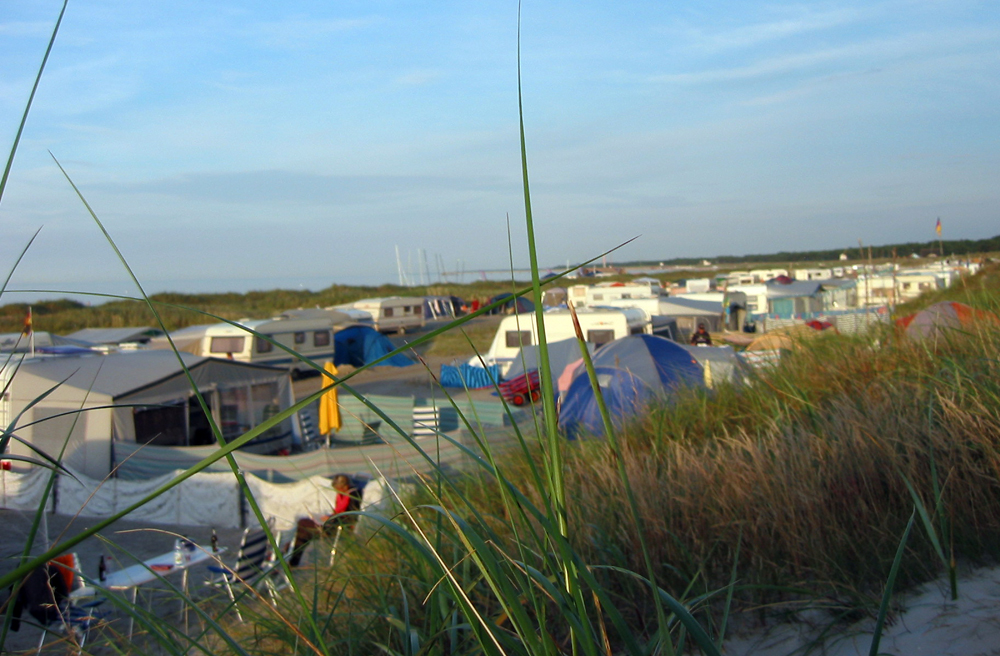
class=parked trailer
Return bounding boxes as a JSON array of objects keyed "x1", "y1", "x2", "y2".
[
  {"x1": 346, "y1": 297, "x2": 426, "y2": 334},
  {"x1": 478, "y1": 307, "x2": 650, "y2": 377},
  {"x1": 195, "y1": 315, "x2": 346, "y2": 371}
]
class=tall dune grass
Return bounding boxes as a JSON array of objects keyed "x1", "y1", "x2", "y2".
[{"x1": 504, "y1": 300, "x2": 1000, "y2": 624}]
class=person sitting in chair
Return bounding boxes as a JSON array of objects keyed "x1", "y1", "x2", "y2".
[
  {"x1": 289, "y1": 475, "x2": 359, "y2": 566},
  {"x1": 689, "y1": 324, "x2": 713, "y2": 346}
]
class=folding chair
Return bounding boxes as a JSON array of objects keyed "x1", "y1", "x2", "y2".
[
  {"x1": 260, "y1": 530, "x2": 293, "y2": 605},
  {"x1": 205, "y1": 528, "x2": 270, "y2": 622},
  {"x1": 36, "y1": 553, "x2": 107, "y2": 654}
]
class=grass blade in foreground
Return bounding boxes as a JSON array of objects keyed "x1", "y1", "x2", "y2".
[
  {"x1": 869, "y1": 511, "x2": 916, "y2": 656},
  {"x1": 0, "y1": 0, "x2": 68, "y2": 207}
]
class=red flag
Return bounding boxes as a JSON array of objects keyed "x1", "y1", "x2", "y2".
[{"x1": 22, "y1": 307, "x2": 32, "y2": 336}]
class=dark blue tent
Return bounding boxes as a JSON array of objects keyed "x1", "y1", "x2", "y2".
[
  {"x1": 486, "y1": 293, "x2": 534, "y2": 315},
  {"x1": 558, "y1": 334, "x2": 702, "y2": 438},
  {"x1": 334, "y1": 325, "x2": 414, "y2": 368}
]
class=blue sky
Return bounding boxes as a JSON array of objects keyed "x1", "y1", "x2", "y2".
[{"x1": 1, "y1": 0, "x2": 998, "y2": 300}]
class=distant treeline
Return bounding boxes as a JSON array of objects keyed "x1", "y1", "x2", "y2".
[
  {"x1": 622, "y1": 235, "x2": 1000, "y2": 267},
  {"x1": 0, "y1": 280, "x2": 521, "y2": 335}
]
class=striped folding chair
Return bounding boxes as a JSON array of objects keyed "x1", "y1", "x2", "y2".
[{"x1": 204, "y1": 529, "x2": 270, "y2": 622}]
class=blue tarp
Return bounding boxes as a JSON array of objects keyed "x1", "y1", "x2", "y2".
[
  {"x1": 559, "y1": 334, "x2": 703, "y2": 439},
  {"x1": 334, "y1": 325, "x2": 414, "y2": 367},
  {"x1": 440, "y1": 363, "x2": 501, "y2": 389}
]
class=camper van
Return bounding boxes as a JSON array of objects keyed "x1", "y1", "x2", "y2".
[
  {"x1": 196, "y1": 315, "x2": 341, "y2": 371},
  {"x1": 348, "y1": 297, "x2": 425, "y2": 334},
  {"x1": 568, "y1": 282, "x2": 662, "y2": 308},
  {"x1": 478, "y1": 308, "x2": 650, "y2": 376}
]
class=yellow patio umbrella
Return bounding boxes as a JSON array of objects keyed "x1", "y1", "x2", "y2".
[{"x1": 319, "y1": 361, "x2": 341, "y2": 434}]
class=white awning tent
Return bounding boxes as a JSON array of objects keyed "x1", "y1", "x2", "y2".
[
  {"x1": 657, "y1": 297, "x2": 726, "y2": 334},
  {"x1": 66, "y1": 326, "x2": 165, "y2": 346},
  {"x1": 2, "y1": 351, "x2": 298, "y2": 480}
]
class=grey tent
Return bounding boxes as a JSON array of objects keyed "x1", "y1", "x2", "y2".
[
  {"x1": 680, "y1": 345, "x2": 746, "y2": 387},
  {"x1": 66, "y1": 327, "x2": 164, "y2": 346},
  {"x1": 3, "y1": 350, "x2": 297, "y2": 479},
  {"x1": 656, "y1": 297, "x2": 725, "y2": 336},
  {"x1": 0, "y1": 332, "x2": 96, "y2": 353}
]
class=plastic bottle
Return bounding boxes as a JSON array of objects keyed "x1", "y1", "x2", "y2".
[
  {"x1": 211, "y1": 529, "x2": 218, "y2": 553},
  {"x1": 98, "y1": 555, "x2": 106, "y2": 582},
  {"x1": 173, "y1": 538, "x2": 183, "y2": 565}
]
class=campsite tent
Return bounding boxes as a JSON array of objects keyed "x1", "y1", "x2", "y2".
[
  {"x1": 656, "y1": 297, "x2": 725, "y2": 335},
  {"x1": 423, "y1": 296, "x2": 464, "y2": 320},
  {"x1": 333, "y1": 325, "x2": 414, "y2": 368},
  {"x1": 542, "y1": 287, "x2": 568, "y2": 307},
  {"x1": 148, "y1": 324, "x2": 214, "y2": 354},
  {"x1": 0, "y1": 332, "x2": 96, "y2": 354},
  {"x1": 505, "y1": 338, "x2": 595, "y2": 392},
  {"x1": 681, "y1": 345, "x2": 745, "y2": 387},
  {"x1": 2, "y1": 351, "x2": 298, "y2": 479},
  {"x1": 486, "y1": 293, "x2": 535, "y2": 315},
  {"x1": 66, "y1": 327, "x2": 164, "y2": 346},
  {"x1": 559, "y1": 334, "x2": 702, "y2": 438},
  {"x1": 741, "y1": 324, "x2": 829, "y2": 368},
  {"x1": 895, "y1": 301, "x2": 1000, "y2": 340}
]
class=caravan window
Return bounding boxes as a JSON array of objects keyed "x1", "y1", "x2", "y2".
[
  {"x1": 384, "y1": 307, "x2": 394, "y2": 317},
  {"x1": 314, "y1": 330, "x2": 330, "y2": 347},
  {"x1": 629, "y1": 326, "x2": 643, "y2": 335},
  {"x1": 294, "y1": 332, "x2": 306, "y2": 345},
  {"x1": 587, "y1": 329, "x2": 614, "y2": 346},
  {"x1": 256, "y1": 336, "x2": 274, "y2": 353},
  {"x1": 210, "y1": 336, "x2": 245, "y2": 354},
  {"x1": 506, "y1": 331, "x2": 532, "y2": 349}
]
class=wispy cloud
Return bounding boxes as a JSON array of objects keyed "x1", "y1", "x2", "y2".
[
  {"x1": 650, "y1": 27, "x2": 1000, "y2": 85},
  {"x1": 394, "y1": 69, "x2": 442, "y2": 86},
  {"x1": 667, "y1": 7, "x2": 866, "y2": 53},
  {"x1": 0, "y1": 20, "x2": 53, "y2": 38},
  {"x1": 242, "y1": 16, "x2": 375, "y2": 49},
  {"x1": 103, "y1": 169, "x2": 515, "y2": 206}
]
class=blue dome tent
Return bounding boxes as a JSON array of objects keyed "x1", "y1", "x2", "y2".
[
  {"x1": 334, "y1": 325, "x2": 414, "y2": 368},
  {"x1": 558, "y1": 334, "x2": 702, "y2": 439}
]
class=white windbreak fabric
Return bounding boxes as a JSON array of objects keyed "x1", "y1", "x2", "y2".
[
  {"x1": 245, "y1": 474, "x2": 340, "y2": 531},
  {"x1": 0, "y1": 469, "x2": 55, "y2": 512},
  {"x1": 2, "y1": 467, "x2": 411, "y2": 534},
  {"x1": 356, "y1": 476, "x2": 414, "y2": 539},
  {"x1": 54, "y1": 467, "x2": 242, "y2": 528}
]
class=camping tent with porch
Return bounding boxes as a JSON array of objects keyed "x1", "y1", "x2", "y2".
[
  {"x1": 558, "y1": 334, "x2": 703, "y2": 439},
  {"x1": 2, "y1": 351, "x2": 298, "y2": 479},
  {"x1": 333, "y1": 325, "x2": 414, "y2": 368},
  {"x1": 895, "y1": 301, "x2": 1000, "y2": 341}
]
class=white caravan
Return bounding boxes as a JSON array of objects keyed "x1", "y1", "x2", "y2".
[
  {"x1": 347, "y1": 297, "x2": 425, "y2": 334},
  {"x1": 196, "y1": 315, "x2": 342, "y2": 371},
  {"x1": 478, "y1": 308, "x2": 650, "y2": 376}
]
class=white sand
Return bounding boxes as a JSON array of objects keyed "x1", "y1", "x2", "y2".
[{"x1": 724, "y1": 567, "x2": 1000, "y2": 655}]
